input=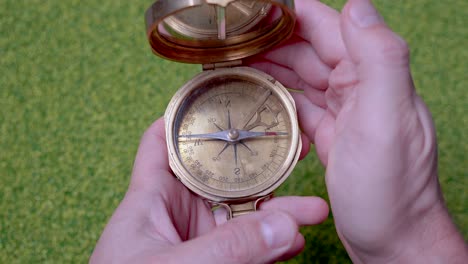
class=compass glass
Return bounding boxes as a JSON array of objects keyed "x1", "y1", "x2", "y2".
[
  {"x1": 159, "y1": 1, "x2": 283, "y2": 46},
  {"x1": 171, "y1": 73, "x2": 296, "y2": 197},
  {"x1": 146, "y1": 0, "x2": 295, "y2": 64},
  {"x1": 163, "y1": 0, "x2": 272, "y2": 39}
]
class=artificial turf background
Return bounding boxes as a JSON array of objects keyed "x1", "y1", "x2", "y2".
[{"x1": 1, "y1": 0, "x2": 466, "y2": 263}]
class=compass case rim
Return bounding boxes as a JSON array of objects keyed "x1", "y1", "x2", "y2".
[
  {"x1": 165, "y1": 67, "x2": 301, "y2": 202},
  {"x1": 145, "y1": 0, "x2": 296, "y2": 64}
]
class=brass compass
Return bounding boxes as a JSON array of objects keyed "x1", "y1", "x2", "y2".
[{"x1": 145, "y1": 0, "x2": 300, "y2": 219}]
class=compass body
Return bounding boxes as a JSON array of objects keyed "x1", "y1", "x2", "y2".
[
  {"x1": 145, "y1": 0, "x2": 300, "y2": 217},
  {"x1": 165, "y1": 67, "x2": 300, "y2": 202}
]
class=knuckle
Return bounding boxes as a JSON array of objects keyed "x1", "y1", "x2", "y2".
[
  {"x1": 378, "y1": 33, "x2": 410, "y2": 65},
  {"x1": 328, "y1": 60, "x2": 358, "y2": 89},
  {"x1": 294, "y1": 77, "x2": 311, "y2": 91}
]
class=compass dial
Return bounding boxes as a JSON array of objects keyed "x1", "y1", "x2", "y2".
[{"x1": 166, "y1": 67, "x2": 300, "y2": 200}]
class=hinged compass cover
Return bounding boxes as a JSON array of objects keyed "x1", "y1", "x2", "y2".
[{"x1": 145, "y1": 0, "x2": 295, "y2": 64}]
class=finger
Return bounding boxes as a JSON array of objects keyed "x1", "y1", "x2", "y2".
[
  {"x1": 214, "y1": 214, "x2": 305, "y2": 261},
  {"x1": 314, "y1": 111, "x2": 335, "y2": 166},
  {"x1": 248, "y1": 59, "x2": 324, "y2": 92},
  {"x1": 294, "y1": 0, "x2": 346, "y2": 67},
  {"x1": 247, "y1": 37, "x2": 332, "y2": 90},
  {"x1": 213, "y1": 196, "x2": 329, "y2": 227},
  {"x1": 292, "y1": 93, "x2": 326, "y2": 141},
  {"x1": 326, "y1": 59, "x2": 359, "y2": 117},
  {"x1": 260, "y1": 196, "x2": 329, "y2": 226},
  {"x1": 299, "y1": 132, "x2": 310, "y2": 160},
  {"x1": 169, "y1": 211, "x2": 301, "y2": 264},
  {"x1": 304, "y1": 86, "x2": 327, "y2": 109},
  {"x1": 130, "y1": 118, "x2": 171, "y2": 188},
  {"x1": 247, "y1": 60, "x2": 327, "y2": 106},
  {"x1": 341, "y1": 0, "x2": 415, "y2": 121}
]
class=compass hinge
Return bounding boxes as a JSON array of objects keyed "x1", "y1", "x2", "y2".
[{"x1": 202, "y1": 60, "x2": 243, "y2": 71}]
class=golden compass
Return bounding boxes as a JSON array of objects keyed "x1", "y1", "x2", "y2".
[{"x1": 145, "y1": 0, "x2": 300, "y2": 219}]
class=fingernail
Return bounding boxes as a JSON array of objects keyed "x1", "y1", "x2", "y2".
[
  {"x1": 349, "y1": 0, "x2": 384, "y2": 28},
  {"x1": 261, "y1": 212, "x2": 295, "y2": 249}
]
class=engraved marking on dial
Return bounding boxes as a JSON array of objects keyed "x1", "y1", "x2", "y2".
[
  {"x1": 265, "y1": 163, "x2": 274, "y2": 173},
  {"x1": 194, "y1": 139, "x2": 203, "y2": 146},
  {"x1": 183, "y1": 146, "x2": 194, "y2": 156},
  {"x1": 270, "y1": 148, "x2": 278, "y2": 158},
  {"x1": 233, "y1": 143, "x2": 238, "y2": 166},
  {"x1": 208, "y1": 117, "x2": 217, "y2": 124},
  {"x1": 275, "y1": 152, "x2": 285, "y2": 158},
  {"x1": 219, "y1": 97, "x2": 231, "y2": 108},
  {"x1": 208, "y1": 117, "x2": 228, "y2": 131},
  {"x1": 241, "y1": 90, "x2": 272, "y2": 130},
  {"x1": 271, "y1": 160, "x2": 281, "y2": 166},
  {"x1": 191, "y1": 160, "x2": 202, "y2": 170},
  {"x1": 213, "y1": 122, "x2": 224, "y2": 131},
  {"x1": 219, "y1": 176, "x2": 229, "y2": 182},
  {"x1": 239, "y1": 141, "x2": 258, "y2": 158},
  {"x1": 201, "y1": 175, "x2": 209, "y2": 182},
  {"x1": 201, "y1": 170, "x2": 214, "y2": 182},
  {"x1": 214, "y1": 143, "x2": 230, "y2": 161},
  {"x1": 244, "y1": 104, "x2": 282, "y2": 131}
]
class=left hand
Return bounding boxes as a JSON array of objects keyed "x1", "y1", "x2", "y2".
[
  {"x1": 90, "y1": 118, "x2": 329, "y2": 264},
  {"x1": 247, "y1": 0, "x2": 467, "y2": 261}
]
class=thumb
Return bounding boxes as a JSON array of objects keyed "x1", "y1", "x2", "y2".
[
  {"x1": 129, "y1": 118, "x2": 172, "y2": 191},
  {"x1": 341, "y1": 0, "x2": 415, "y2": 116},
  {"x1": 169, "y1": 211, "x2": 302, "y2": 264}
]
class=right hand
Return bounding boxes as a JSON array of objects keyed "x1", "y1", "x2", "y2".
[{"x1": 248, "y1": 0, "x2": 467, "y2": 262}]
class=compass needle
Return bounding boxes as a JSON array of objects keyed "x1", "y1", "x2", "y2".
[
  {"x1": 213, "y1": 122, "x2": 224, "y2": 131},
  {"x1": 217, "y1": 142, "x2": 230, "y2": 157},
  {"x1": 240, "y1": 141, "x2": 253, "y2": 153},
  {"x1": 227, "y1": 109, "x2": 232, "y2": 129}
]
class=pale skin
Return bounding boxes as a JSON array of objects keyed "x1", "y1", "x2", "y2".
[{"x1": 91, "y1": 0, "x2": 468, "y2": 263}]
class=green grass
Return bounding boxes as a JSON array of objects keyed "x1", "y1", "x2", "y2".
[{"x1": 1, "y1": 0, "x2": 466, "y2": 263}]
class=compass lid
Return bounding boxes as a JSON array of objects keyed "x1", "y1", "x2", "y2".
[{"x1": 145, "y1": 0, "x2": 295, "y2": 64}]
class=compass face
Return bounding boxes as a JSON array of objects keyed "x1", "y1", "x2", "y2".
[{"x1": 166, "y1": 67, "x2": 300, "y2": 200}]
